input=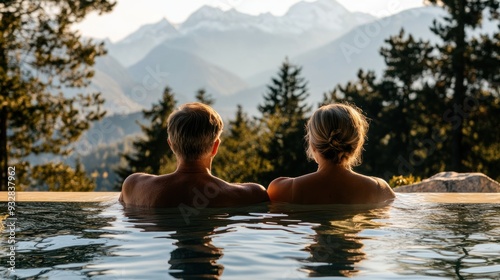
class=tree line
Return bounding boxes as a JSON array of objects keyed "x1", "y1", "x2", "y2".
[
  {"x1": 1, "y1": 0, "x2": 498, "y2": 191},
  {"x1": 115, "y1": 61, "x2": 318, "y2": 188}
]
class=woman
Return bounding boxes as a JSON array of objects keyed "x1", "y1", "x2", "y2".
[{"x1": 267, "y1": 103, "x2": 395, "y2": 204}]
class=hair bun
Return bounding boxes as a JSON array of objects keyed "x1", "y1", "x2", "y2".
[{"x1": 327, "y1": 130, "x2": 343, "y2": 151}]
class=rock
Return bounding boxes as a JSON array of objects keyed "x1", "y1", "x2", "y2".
[{"x1": 394, "y1": 172, "x2": 500, "y2": 193}]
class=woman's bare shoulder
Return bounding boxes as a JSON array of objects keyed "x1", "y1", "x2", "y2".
[
  {"x1": 372, "y1": 176, "x2": 396, "y2": 200},
  {"x1": 267, "y1": 177, "x2": 294, "y2": 202},
  {"x1": 360, "y1": 174, "x2": 395, "y2": 201},
  {"x1": 269, "y1": 177, "x2": 294, "y2": 187},
  {"x1": 346, "y1": 172, "x2": 395, "y2": 201}
]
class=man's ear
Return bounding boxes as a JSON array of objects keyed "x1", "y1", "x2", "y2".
[
  {"x1": 211, "y1": 138, "x2": 220, "y2": 156},
  {"x1": 168, "y1": 138, "x2": 176, "y2": 154}
]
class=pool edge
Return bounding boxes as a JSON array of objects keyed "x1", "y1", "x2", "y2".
[
  {"x1": 0, "y1": 192, "x2": 498, "y2": 203},
  {"x1": 0, "y1": 192, "x2": 120, "y2": 202}
]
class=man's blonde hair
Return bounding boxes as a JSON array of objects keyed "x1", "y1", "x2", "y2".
[
  {"x1": 306, "y1": 103, "x2": 368, "y2": 169},
  {"x1": 167, "y1": 102, "x2": 223, "y2": 161}
]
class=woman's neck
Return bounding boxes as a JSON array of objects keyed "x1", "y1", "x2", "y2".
[{"x1": 316, "y1": 156, "x2": 349, "y2": 174}]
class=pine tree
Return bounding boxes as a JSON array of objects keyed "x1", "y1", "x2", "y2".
[
  {"x1": 372, "y1": 30, "x2": 445, "y2": 177},
  {"x1": 195, "y1": 88, "x2": 215, "y2": 106},
  {"x1": 214, "y1": 105, "x2": 272, "y2": 183},
  {"x1": 0, "y1": 0, "x2": 115, "y2": 191},
  {"x1": 463, "y1": 29, "x2": 500, "y2": 177},
  {"x1": 259, "y1": 58, "x2": 311, "y2": 118},
  {"x1": 115, "y1": 87, "x2": 177, "y2": 189},
  {"x1": 258, "y1": 58, "x2": 315, "y2": 185},
  {"x1": 427, "y1": 0, "x2": 500, "y2": 173},
  {"x1": 331, "y1": 1, "x2": 500, "y2": 180},
  {"x1": 31, "y1": 159, "x2": 95, "y2": 191}
]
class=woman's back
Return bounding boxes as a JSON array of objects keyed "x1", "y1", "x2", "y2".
[
  {"x1": 269, "y1": 165, "x2": 394, "y2": 204},
  {"x1": 267, "y1": 103, "x2": 395, "y2": 204}
]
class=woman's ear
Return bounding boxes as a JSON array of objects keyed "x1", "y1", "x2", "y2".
[
  {"x1": 311, "y1": 146, "x2": 319, "y2": 164},
  {"x1": 211, "y1": 138, "x2": 220, "y2": 156}
]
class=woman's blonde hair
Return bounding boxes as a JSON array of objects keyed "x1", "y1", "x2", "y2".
[
  {"x1": 306, "y1": 103, "x2": 368, "y2": 169},
  {"x1": 167, "y1": 102, "x2": 223, "y2": 161}
]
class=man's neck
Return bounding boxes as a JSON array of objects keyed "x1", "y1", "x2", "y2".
[{"x1": 174, "y1": 158, "x2": 212, "y2": 174}]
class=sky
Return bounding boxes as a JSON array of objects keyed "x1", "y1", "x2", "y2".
[{"x1": 76, "y1": 0, "x2": 425, "y2": 42}]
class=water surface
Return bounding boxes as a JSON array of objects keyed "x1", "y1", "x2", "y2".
[{"x1": 1, "y1": 194, "x2": 499, "y2": 279}]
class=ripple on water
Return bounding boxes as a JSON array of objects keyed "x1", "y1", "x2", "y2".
[
  {"x1": 1, "y1": 195, "x2": 499, "y2": 280},
  {"x1": 461, "y1": 264, "x2": 500, "y2": 274},
  {"x1": 468, "y1": 243, "x2": 500, "y2": 256}
]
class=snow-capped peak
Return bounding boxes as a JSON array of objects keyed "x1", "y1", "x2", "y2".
[
  {"x1": 120, "y1": 18, "x2": 178, "y2": 44},
  {"x1": 180, "y1": 5, "x2": 255, "y2": 32},
  {"x1": 181, "y1": 5, "x2": 224, "y2": 27},
  {"x1": 287, "y1": 0, "x2": 349, "y2": 17},
  {"x1": 179, "y1": 0, "x2": 373, "y2": 34},
  {"x1": 285, "y1": 0, "x2": 352, "y2": 31}
]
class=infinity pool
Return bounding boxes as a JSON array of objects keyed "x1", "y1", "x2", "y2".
[{"x1": 1, "y1": 193, "x2": 499, "y2": 279}]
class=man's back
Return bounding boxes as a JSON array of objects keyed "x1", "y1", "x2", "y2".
[
  {"x1": 119, "y1": 102, "x2": 269, "y2": 208},
  {"x1": 119, "y1": 172, "x2": 269, "y2": 208}
]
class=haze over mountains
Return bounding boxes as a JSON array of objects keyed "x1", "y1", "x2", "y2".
[
  {"x1": 65, "y1": 0, "x2": 499, "y2": 190},
  {"x1": 80, "y1": 0, "x2": 453, "y2": 121}
]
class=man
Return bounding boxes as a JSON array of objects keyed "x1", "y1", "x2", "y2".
[{"x1": 119, "y1": 102, "x2": 269, "y2": 207}]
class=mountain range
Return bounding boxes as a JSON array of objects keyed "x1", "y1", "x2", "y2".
[
  {"x1": 77, "y1": 0, "x2": 496, "y2": 130},
  {"x1": 89, "y1": 0, "x2": 382, "y2": 116},
  {"x1": 60, "y1": 0, "x2": 499, "y2": 190}
]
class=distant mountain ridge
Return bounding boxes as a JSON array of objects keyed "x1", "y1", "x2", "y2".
[
  {"x1": 107, "y1": 18, "x2": 179, "y2": 67},
  {"x1": 79, "y1": 1, "x2": 487, "y2": 121},
  {"x1": 210, "y1": 7, "x2": 450, "y2": 116},
  {"x1": 106, "y1": 0, "x2": 375, "y2": 77},
  {"x1": 179, "y1": 0, "x2": 371, "y2": 34},
  {"x1": 67, "y1": 2, "x2": 499, "y2": 191},
  {"x1": 127, "y1": 45, "x2": 248, "y2": 107},
  {"x1": 86, "y1": 0, "x2": 379, "y2": 116}
]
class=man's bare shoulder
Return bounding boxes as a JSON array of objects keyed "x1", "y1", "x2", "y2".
[
  {"x1": 120, "y1": 173, "x2": 160, "y2": 204},
  {"x1": 215, "y1": 178, "x2": 269, "y2": 205},
  {"x1": 123, "y1": 173, "x2": 156, "y2": 189},
  {"x1": 125, "y1": 172, "x2": 151, "y2": 182}
]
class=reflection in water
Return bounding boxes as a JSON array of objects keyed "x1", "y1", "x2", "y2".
[
  {"x1": 122, "y1": 203, "x2": 391, "y2": 279},
  {"x1": 393, "y1": 201, "x2": 500, "y2": 279},
  {"x1": 3, "y1": 197, "x2": 497, "y2": 279},
  {"x1": 269, "y1": 203, "x2": 391, "y2": 277},
  {"x1": 122, "y1": 207, "x2": 224, "y2": 279},
  {"x1": 121, "y1": 205, "x2": 268, "y2": 279},
  {"x1": 0, "y1": 202, "x2": 117, "y2": 279},
  {"x1": 169, "y1": 231, "x2": 224, "y2": 279}
]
